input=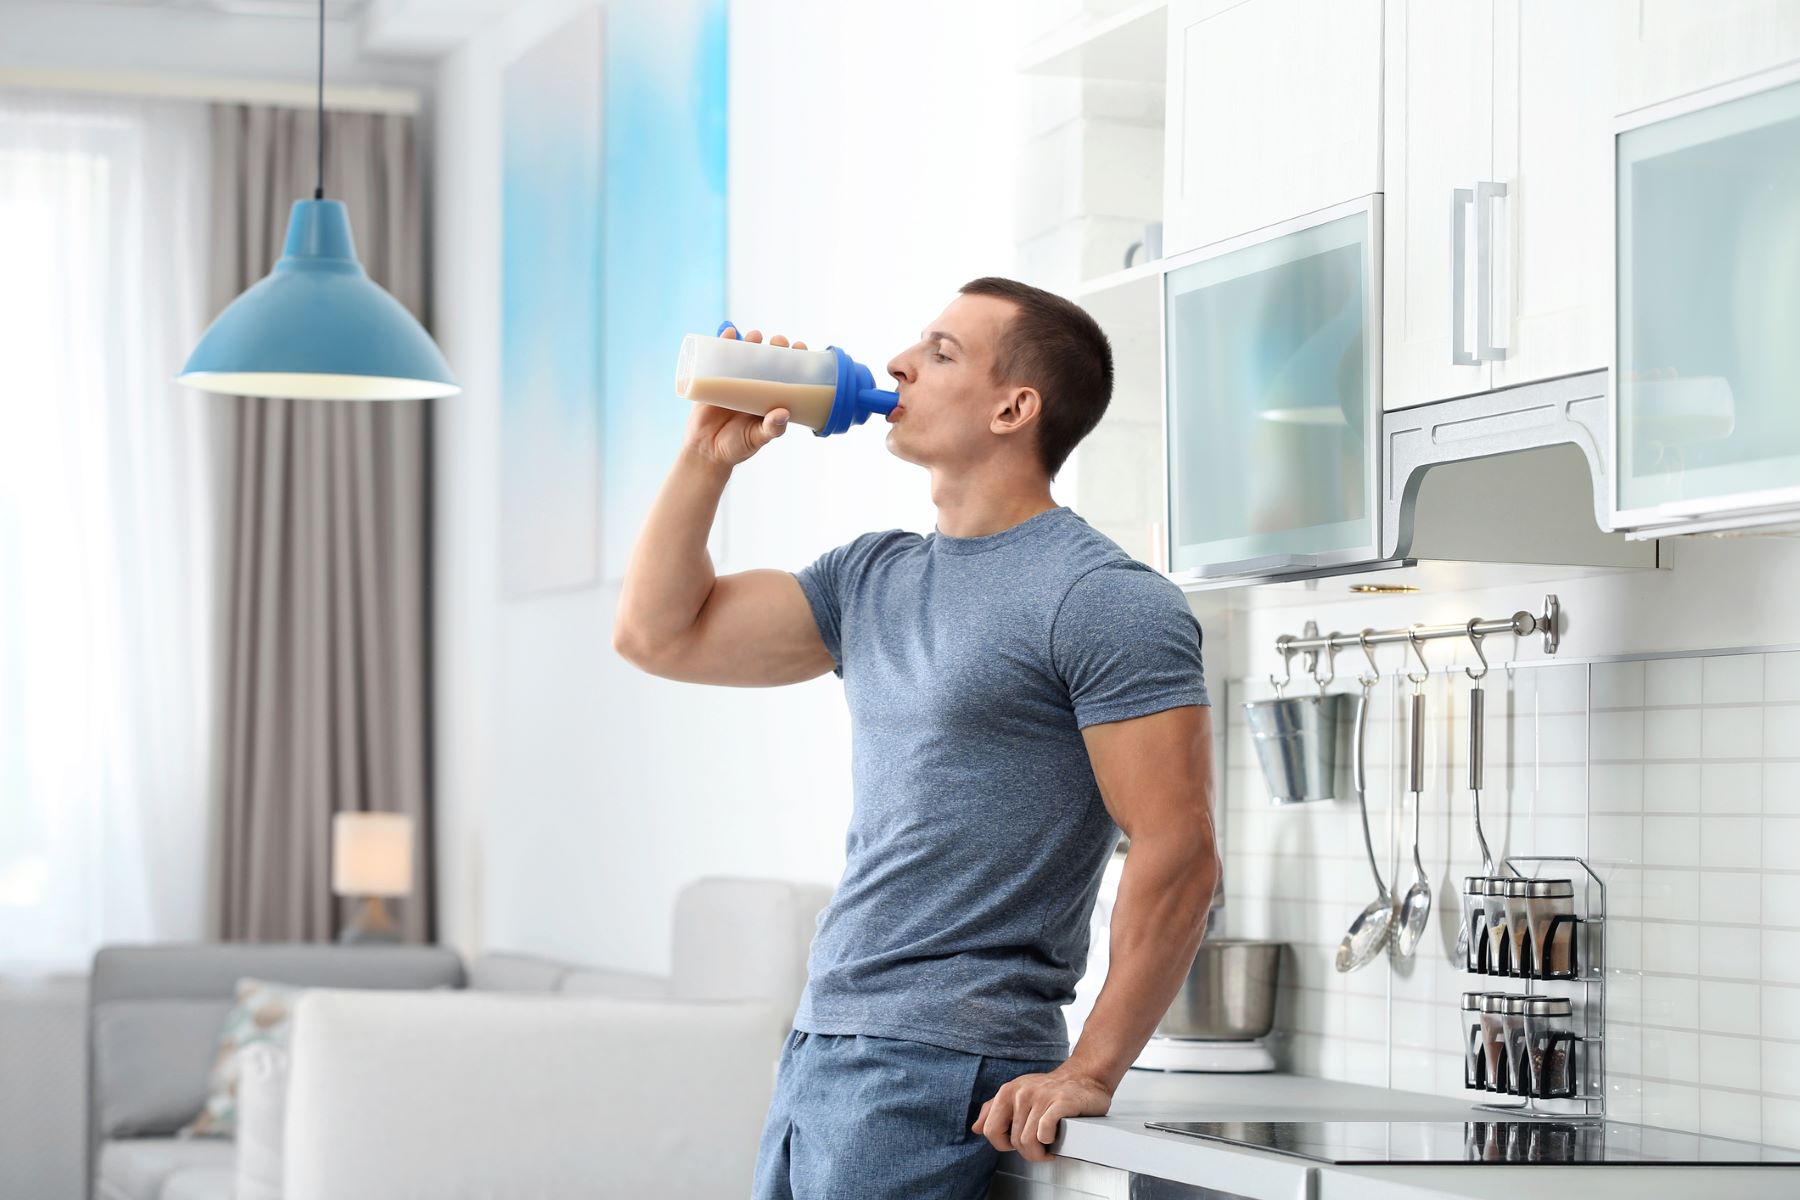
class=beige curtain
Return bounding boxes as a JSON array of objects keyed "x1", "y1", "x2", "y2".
[{"x1": 204, "y1": 104, "x2": 434, "y2": 943}]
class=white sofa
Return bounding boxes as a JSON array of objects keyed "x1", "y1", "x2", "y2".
[
  {"x1": 86, "y1": 876, "x2": 833, "y2": 1200},
  {"x1": 279, "y1": 989, "x2": 787, "y2": 1199}
]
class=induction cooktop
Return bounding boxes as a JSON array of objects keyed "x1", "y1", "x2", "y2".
[{"x1": 1142, "y1": 1120, "x2": 1800, "y2": 1166}]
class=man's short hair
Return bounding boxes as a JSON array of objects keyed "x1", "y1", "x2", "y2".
[{"x1": 958, "y1": 276, "x2": 1113, "y2": 479}]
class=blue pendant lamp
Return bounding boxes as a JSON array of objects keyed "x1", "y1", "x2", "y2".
[{"x1": 178, "y1": 0, "x2": 458, "y2": 401}]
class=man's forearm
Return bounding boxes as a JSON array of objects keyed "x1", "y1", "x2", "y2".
[
  {"x1": 614, "y1": 448, "x2": 733, "y2": 652},
  {"x1": 1063, "y1": 830, "x2": 1219, "y2": 1093}
]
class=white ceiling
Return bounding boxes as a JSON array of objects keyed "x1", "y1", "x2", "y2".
[
  {"x1": 0, "y1": 0, "x2": 516, "y2": 73},
  {"x1": 36, "y1": 0, "x2": 373, "y2": 19}
]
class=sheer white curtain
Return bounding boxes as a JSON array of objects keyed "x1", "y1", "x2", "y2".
[{"x1": 0, "y1": 90, "x2": 217, "y2": 971}]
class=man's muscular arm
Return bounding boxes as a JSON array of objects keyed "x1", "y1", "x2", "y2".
[{"x1": 971, "y1": 702, "x2": 1218, "y2": 1162}]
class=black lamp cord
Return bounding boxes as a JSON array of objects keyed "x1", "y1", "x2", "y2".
[{"x1": 313, "y1": 0, "x2": 325, "y2": 200}]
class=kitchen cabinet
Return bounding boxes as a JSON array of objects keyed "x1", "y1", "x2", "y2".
[
  {"x1": 1489, "y1": 0, "x2": 1614, "y2": 391},
  {"x1": 1162, "y1": 0, "x2": 1380, "y2": 257},
  {"x1": 1162, "y1": 195, "x2": 1382, "y2": 583},
  {"x1": 1616, "y1": 0, "x2": 1800, "y2": 115},
  {"x1": 1381, "y1": 0, "x2": 1493, "y2": 409},
  {"x1": 1611, "y1": 62, "x2": 1800, "y2": 536},
  {"x1": 1382, "y1": 0, "x2": 1614, "y2": 410}
]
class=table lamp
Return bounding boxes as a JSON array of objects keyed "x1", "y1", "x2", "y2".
[{"x1": 332, "y1": 812, "x2": 413, "y2": 944}]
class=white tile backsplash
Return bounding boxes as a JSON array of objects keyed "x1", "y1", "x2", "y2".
[
  {"x1": 1768, "y1": 653, "x2": 1800, "y2": 704},
  {"x1": 1647, "y1": 658, "x2": 1703, "y2": 706},
  {"x1": 1699, "y1": 979, "x2": 1760, "y2": 1036},
  {"x1": 1704, "y1": 655, "x2": 1765, "y2": 706},
  {"x1": 1645, "y1": 762, "x2": 1702, "y2": 812},
  {"x1": 1645, "y1": 816, "x2": 1701, "y2": 868},
  {"x1": 1701, "y1": 762, "x2": 1763, "y2": 814},
  {"x1": 1593, "y1": 660, "x2": 1646, "y2": 708},
  {"x1": 1218, "y1": 649, "x2": 1800, "y2": 1151},
  {"x1": 1701, "y1": 925, "x2": 1764, "y2": 981},
  {"x1": 1699, "y1": 1033, "x2": 1762, "y2": 1090},
  {"x1": 1642, "y1": 922, "x2": 1699, "y2": 975},
  {"x1": 1765, "y1": 705, "x2": 1800, "y2": 755},
  {"x1": 1701, "y1": 816, "x2": 1762, "y2": 869},
  {"x1": 1646, "y1": 708, "x2": 1702, "y2": 759},
  {"x1": 1703, "y1": 707, "x2": 1765, "y2": 759}
]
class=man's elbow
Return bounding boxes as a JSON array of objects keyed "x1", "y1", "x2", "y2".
[{"x1": 611, "y1": 620, "x2": 669, "y2": 674}]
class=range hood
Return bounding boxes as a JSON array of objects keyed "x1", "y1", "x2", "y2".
[{"x1": 1182, "y1": 369, "x2": 1662, "y2": 600}]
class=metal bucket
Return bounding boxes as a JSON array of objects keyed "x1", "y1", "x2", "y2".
[{"x1": 1243, "y1": 691, "x2": 1352, "y2": 803}]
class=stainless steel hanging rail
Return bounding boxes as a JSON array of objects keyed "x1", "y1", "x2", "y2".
[{"x1": 1275, "y1": 593, "x2": 1560, "y2": 668}]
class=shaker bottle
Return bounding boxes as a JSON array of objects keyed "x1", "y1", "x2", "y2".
[{"x1": 674, "y1": 319, "x2": 900, "y2": 436}]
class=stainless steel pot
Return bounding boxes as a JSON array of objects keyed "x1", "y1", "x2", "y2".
[{"x1": 1154, "y1": 938, "x2": 1284, "y2": 1040}]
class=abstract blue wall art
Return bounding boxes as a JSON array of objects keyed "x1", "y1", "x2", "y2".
[{"x1": 599, "y1": 0, "x2": 729, "y2": 581}]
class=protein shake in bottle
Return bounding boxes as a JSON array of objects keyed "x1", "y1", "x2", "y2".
[{"x1": 674, "y1": 319, "x2": 899, "y2": 436}]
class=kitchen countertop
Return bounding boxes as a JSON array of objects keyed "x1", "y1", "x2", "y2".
[{"x1": 999, "y1": 1069, "x2": 1800, "y2": 1200}]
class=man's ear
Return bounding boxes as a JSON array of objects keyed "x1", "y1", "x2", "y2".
[{"x1": 991, "y1": 386, "x2": 1042, "y2": 437}]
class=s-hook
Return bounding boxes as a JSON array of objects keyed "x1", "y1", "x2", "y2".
[
  {"x1": 1357, "y1": 627, "x2": 1381, "y2": 689},
  {"x1": 1465, "y1": 617, "x2": 1490, "y2": 681},
  {"x1": 1270, "y1": 635, "x2": 1297, "y2": 697},
  {"x1": 1405, "y1": 626, "x2": 1430, "y2": 694},
  {"x1": 1312, "y1": 632, "x2": 1340, "y2": 694}
]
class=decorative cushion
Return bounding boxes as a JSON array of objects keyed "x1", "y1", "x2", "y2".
[{"x1": 178, "y1": 977, "x2": 304, "y2": 1139}]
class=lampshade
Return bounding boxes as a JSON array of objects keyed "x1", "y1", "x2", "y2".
[
  {"x1": 331, "y1": 812, "x2": 415, "y2": 898},
  {"x1": 178, "y1": 199, "x2": 459, "y2": 401}
]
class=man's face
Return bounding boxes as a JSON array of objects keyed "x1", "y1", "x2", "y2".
[{"x1": 882, "y1": 293, "x2": 1029, "y2": 471}]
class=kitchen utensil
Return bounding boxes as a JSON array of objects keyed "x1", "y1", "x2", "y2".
[
  {"x1": 1242, "y1": 692, "x2": 1352, "y2": 803},
  {"x1": 1525, "y1": 878, "x2": 1579, "y2": 977},
  {"x1": 1393, "y1": 630, "x2": 1432, "y2": 958},
  {"x1": 1152, "y1": 938, "x2": 1283, "y2": 1040},
  {"x1": 1336, "y1": 632, "x2": 1393, "y2": 971},
  {"x1": 1136, "y1": 937, "x2": 1283, "y2": 1072},
  {"x1": 1455, "y1": 621, "x2": 1497, "y2": 962},
  {"x1": 1461, "y1": 992, "x2": 1488, "y2": 1089}
]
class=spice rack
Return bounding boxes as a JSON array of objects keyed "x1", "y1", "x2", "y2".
[{"x1": 1459, "y1": 855, "x2": 1606, "y2": 1120}]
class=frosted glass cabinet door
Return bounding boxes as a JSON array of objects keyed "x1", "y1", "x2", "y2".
[
  {"x1": 1164, "y1": 196, "x2": 1382, "y2": 581},
  {"x1": 1614, "y1": 66, "x2": 1800, "y2": 525}
]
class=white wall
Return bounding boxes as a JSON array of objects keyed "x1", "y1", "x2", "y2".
[{"x1": 431, "y1": 0, "x2": 1023, "y2": 967}]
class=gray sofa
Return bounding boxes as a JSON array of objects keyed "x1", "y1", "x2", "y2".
[{"x1": 87, "y1": 942, "x2": 465, "y2": 1200}]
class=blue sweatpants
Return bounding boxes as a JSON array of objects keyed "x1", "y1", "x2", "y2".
[{"x1": 750, "y1": 1028, "x2": 1065, "y2": 1199}]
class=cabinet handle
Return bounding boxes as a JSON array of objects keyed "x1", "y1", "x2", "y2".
[
  {"x1": 1476, "y1": 180, "x2": 1508, "y2": 363},
  {"x1": 1190, "y1": 552, "x2": 1322, "y2": 579},
  {"x1": 1451, "y1": 188, "x2": 1475, "y2": 366}
]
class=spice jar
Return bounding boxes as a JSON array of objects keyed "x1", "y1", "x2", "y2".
[
  {"x1": 1503, "y1": 878, "x2": 1535, "y2": 977},
  {"x1": 1481, "y1": 877, "x2": 1512, "y2": 974},
  {"x1": 1479, "y1": 993, "x2": 1511, "y2": 1092},
  {"x1": 1525, "y1": 879, "x2": 1578, "y2": 978},
  {"x1": 1521, "y1": 995, "x2": 1576, "y2": 1098},
  {"x1": 1501, "y1": 995, "x2": 1531, "y2": 1095},
  {"x1": 1462, "y1": 877, "x2": 1490, "y2": 973},
  {"x1": 1461, "y1": 993, "x2": 1487, "y2": 1088}
]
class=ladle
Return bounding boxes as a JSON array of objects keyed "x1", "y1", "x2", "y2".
[
  {"x1": 1336, "y1": 631, "x2": 1394, "y2": 973},
  {"x1": 1392, "y1": 628, "x2": 1433, "y2": 960}
]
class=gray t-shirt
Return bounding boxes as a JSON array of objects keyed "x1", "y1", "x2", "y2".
[{"x1": 789, "y1": 505, "x2": 1211, "y2": 1060}]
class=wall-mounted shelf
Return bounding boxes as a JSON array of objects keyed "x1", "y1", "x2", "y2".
[
  {"x1": 1018, "y1": 0, "x2": 1168, "y2": 82},
  {"x1": 1073, "y1": 256, "x2": 1164, "y2": 302}
]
